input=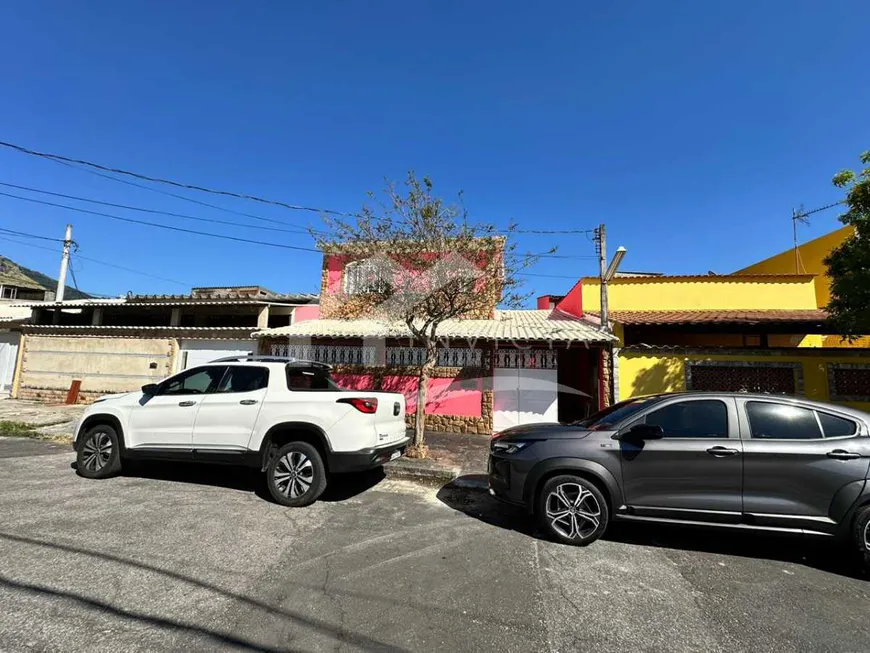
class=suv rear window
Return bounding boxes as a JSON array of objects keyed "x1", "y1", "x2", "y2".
[
  {"x1": 746, "y1": 401, "x2": 822, "y2": 439},
  {"x1": 286, "y1": 367, "x2": 341, "y2": 391},
  {"x1": 216, "y1": 366, "x2": 269, "y2": 393}
]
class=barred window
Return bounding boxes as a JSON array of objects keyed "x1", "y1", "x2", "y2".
[
  {"x1": 688, "y1": 363, "x2": 797, "y2": 395},
  {"x1": 344, "y1": 260, "x2": 391, "y2": 295},
  {"x1": 828, "y1": 364, "x2": 870, "y2": 402}
]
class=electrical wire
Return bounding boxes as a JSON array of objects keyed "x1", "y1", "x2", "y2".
[
  {"x1": 0, "y1": 181, "x2": 319, "y2": 236},
  {"x1": 50, "y1": 158, "x2": 329, "y2": 234},
  {"x1": 0, "y1": 190, "x2": 323, "y2": 253},
  {"x1": 0, "y1": 234, "x2": 191, "y2": 287},
  {"x1": 0, "y1": 226, "x2": 65, "y2": 243},
  {"x1": 68, "y1": 260, "x2": 80, "y2": 292},
  {"x1": 2, "y1": 140, "x2": 597, "y2": 235},
  {"x1": 0, "y1": 139, "x2": 359, "y2": 218}
]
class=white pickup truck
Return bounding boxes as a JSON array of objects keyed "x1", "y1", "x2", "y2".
[{"x1": 72, "y1": 356, "x2": 408, "y2": 506}]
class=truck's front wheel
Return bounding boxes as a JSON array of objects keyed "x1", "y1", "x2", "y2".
[{"x1": 266, "y1": 441, "x2": 327, "y2": 507}]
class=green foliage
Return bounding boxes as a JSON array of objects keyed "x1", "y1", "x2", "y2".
[
  {"x1": 0, "y1": 421, "x2": 38, "y2": 437},
  {"x1": 824, "y1": 151, "x2": 870, "y2": 338}
]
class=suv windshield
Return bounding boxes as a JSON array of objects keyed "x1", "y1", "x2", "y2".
[{"x1": 572, "y1": 396, "x2": 663, "y2": 430}]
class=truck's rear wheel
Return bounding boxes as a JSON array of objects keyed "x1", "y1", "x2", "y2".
[{"x1": 266, "y1": 441, "x2": 327, "y2": 507}]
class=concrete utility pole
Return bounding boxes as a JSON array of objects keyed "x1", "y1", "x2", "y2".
[
  {"x1": 597, "y1": 223, "x2": 608, "y2": 331},
  {"x1": 56, "y1": 224, "x2": 73, "y2": 303}
]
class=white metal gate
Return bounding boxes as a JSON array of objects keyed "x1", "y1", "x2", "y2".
[
  {"x1": 178, "y1": 340, "x2": 256, "y2": 371},
  {"x1": 0, "y1": 332, "x2": 19, "y2": 396},
  {"x1": 493, "y1": 367, "x2": 559, "y2": 431}
]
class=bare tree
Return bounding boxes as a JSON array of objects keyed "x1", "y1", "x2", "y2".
[{"x1": 315, "y1": 172, "x2": 544, "y2": 457}]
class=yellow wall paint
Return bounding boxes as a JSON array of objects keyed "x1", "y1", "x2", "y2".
[
  {"x1": 618, "y1": 350, "x2": 870, "y2": 413},
  {"x1": 582, "y1": 276, "x2": 818, "y2": 311},
  {"x1": 736, "y1": 225, "x2": 854, "y2": 308}
]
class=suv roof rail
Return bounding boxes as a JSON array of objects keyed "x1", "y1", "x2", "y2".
[{"x1": 208, "y1": 355, "x2": 332, "y2": 369}]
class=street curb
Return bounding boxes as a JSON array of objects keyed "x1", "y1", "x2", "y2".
[
  {"x1": 383, "y1": 460, "x2": 461, "y2": 485},
  {"x1": 449, "y1": 475, "x2": 489, "y2": 490}
]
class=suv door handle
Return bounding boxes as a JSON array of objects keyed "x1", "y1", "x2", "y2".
[
  {"x1": 827, "y1": 449, "x2": 861, "y2": 460},
  {"x1": 239, "y1": 399, "x2": 258, "y2": 406},
  {"x1": 706, "y1": 446, "x2": 739, "y2": 457},
  {"x1": 178, "y1": 400, "x2": 196, "y2": 407}
]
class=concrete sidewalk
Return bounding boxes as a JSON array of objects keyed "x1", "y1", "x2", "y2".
[
  {"x1": 0, "y1": 399, "x2": 491, "y2": 481},
  {"x1": 0, "y1": 399, "x2": 83, "y2": 437},
  {"x1": 383, "y1": 430, "x2": 489, "y2": 485}
]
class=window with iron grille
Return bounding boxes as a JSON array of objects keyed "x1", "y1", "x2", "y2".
[
  {"x1": 343, "y1": 260, "x2": 391, "y2": 295},
  {"x1": 494, "y1": 349, "x2": 558, "y2": 369},
  {"x1": 386, "y1": 347, "x2": 482, "y2": 368},
  {"x1": 686, "y1": 362, "x2": 799, "y2": 395},
  {"x1": 270, "y1": 343, "x2": 378, "y2": 366},
  {"x1": 828, "y1": 364, "x2": 870, "y2": 402}
]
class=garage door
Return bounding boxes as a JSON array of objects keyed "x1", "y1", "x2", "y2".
[
  {"x1": 178, "y1": 340, "x2": 256, "y2": 370},
  {"x1": 493, "y1": 368, "x2": 559, "y2": 431},
  {"x1": 19, "y1": 336, "x2": 172, "y2": 394},
  {"x1": 0, "y1": 332, "x2": 20, "y2": 395}
]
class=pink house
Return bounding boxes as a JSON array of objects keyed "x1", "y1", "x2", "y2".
[{"x1": 258, "y1": 242, "x2": 614, "y2": 434}]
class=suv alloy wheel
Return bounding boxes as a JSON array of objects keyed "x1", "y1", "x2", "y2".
[
  {"x1": 537, "y1": 475, "x2": 609, "y2": 546},
  {"x1": 266, "y1": 441, "x2": 327, "y2": 507}
]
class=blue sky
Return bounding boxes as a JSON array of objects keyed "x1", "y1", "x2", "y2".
[{"x1": 0, "y1": 1, "x2": 868, "y2": 303}]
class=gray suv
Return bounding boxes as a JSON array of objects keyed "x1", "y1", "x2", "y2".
[{"x1": 488, "y1": 392, "x2": 870, "y2": 559}]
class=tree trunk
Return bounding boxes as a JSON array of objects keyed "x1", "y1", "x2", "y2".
[{"x1": 412, "y1": 338, "x2": 438, "y2": 450}]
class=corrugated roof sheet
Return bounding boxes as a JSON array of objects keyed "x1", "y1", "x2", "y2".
[
  {"x1": 130, "y1": 291, "x2": 318, "y2": 302},
  {"x1": 22, "y1": 325, "x2": 254, "y2": 331},
  {"x1": 257, "y1": 309, "x2": 616, "y2": 342},
  {"x1": 14, "y1": 297, "x2": 318, "y2": 308},
  {"x1": 598, "y1": 309, "x2": 828, "y2": 325}
]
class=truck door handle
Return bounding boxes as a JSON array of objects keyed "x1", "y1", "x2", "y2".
[
  {"x1": 239, "y1": 399, "x2": 258, "y2": 406},
  {"x1": 706, "y1": 446, "x2": 739, "y2": 457},
  {"x1": 827, "y1": 449, "x2": 861, "y2": 460},
  {"x1": 178, "y1": 401, "x2": 196, "y2": 407}
]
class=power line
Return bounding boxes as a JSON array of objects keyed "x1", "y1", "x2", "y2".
[
  {"x1": 0, "y1": 139, "x2": 359, "y2": 218},
  {"x1": 74, "y1": 252, "x2": 190, "y2": 287},
  {"x1": 513, "y1": 228, "x2": 596, "y2": 235},
  {"x1": 0, "y1": 181, "x2": 319, "y2": 237},
  {"x1": 0, "y1": 190, "x2": 323, "y2": 254},
  {"x1": 0, "y1": 226, "x2": 66, "y2": 243},
  {"x1": 50, "y1": 158, "x2": 328, "y2": 234},
  {"x1": 2, "y1": 140, "x2": 596, "y2": 237},
  {"x1": 0, "y1": 233, "x2": 190, "y2": 287},
  {"x1": 68, "y1": 260, "x2": 80, "y2": 291}
]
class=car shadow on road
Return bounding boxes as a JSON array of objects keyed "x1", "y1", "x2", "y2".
[
  {"x1": 436, "y1": 476, "x2": 869, "y2": 581},
  {"x1": 115, "y1": 461, "x2": 386, "y2": 504}
]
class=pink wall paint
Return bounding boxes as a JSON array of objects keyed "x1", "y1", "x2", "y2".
[
  {"x1": 332, "y1": 373, "x2": 376, "y2": 390},
  {"x1": 323, "y1": 249, "x2": 500, "y2": 306},
  {"x1": 325, "y1": 255, "x2": 347, "y2": 294},
  {"x1": 293, "y1": 305, "x2": 321, "y2": 322},
  {"x1": 382, "y1": 375, "x2": 482, "y2": 417},
  {"x1": 555, "y1": 279, "x2": 583, "y2": 318}
]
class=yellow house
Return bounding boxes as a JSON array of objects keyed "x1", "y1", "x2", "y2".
[{"x1": 582, "y1": 225, "x2": 870, "y2": 412}]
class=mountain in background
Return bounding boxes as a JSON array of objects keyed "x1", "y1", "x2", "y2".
[{"x1": 0, "y1": 255, "x2": 91, "y2": 300}]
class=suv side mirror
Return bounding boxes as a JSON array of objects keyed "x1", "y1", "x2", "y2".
[
  {"x1": 141, "y1": 383, "x2": 160, "y2": 396},
  {"x1": 621, "y1": 423, "x2": 664, "y2": 441}
]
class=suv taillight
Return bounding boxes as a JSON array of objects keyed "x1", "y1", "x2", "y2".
[{"x1": 337, "y1": 397, "x2": 379, "y2": 414}]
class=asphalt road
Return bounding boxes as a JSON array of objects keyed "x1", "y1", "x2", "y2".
[{"x1": 1, "y1": 436, "x2": 869, "y2": 652}]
